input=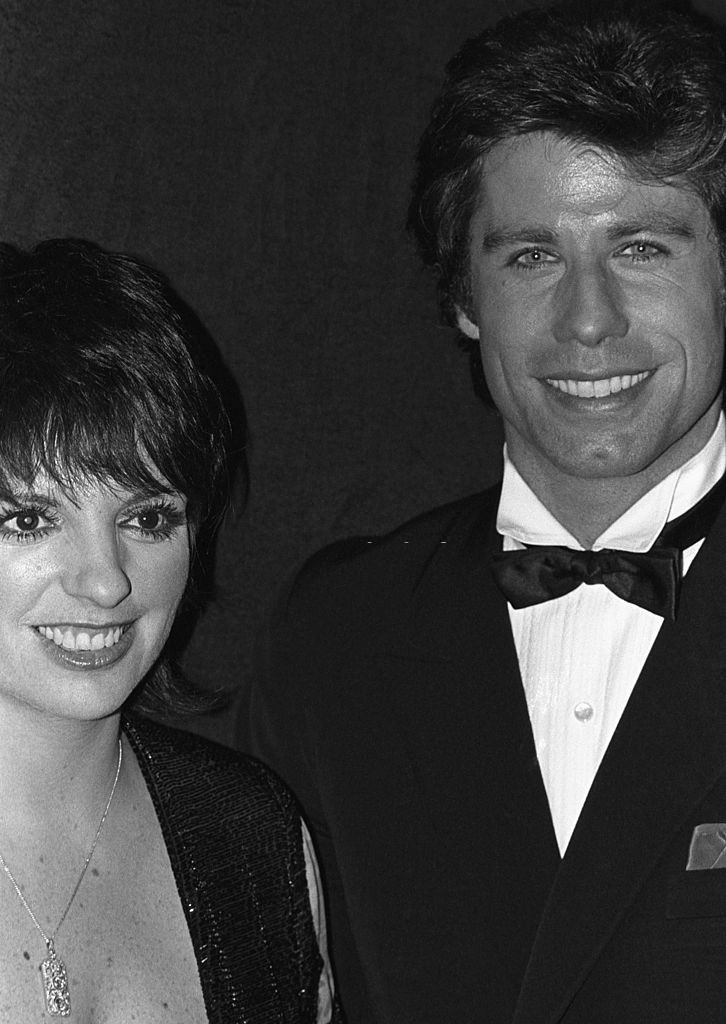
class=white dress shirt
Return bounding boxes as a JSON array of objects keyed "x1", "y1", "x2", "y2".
[{"x1": 497, "y1": 413, "x2": 726, "y2": 855}]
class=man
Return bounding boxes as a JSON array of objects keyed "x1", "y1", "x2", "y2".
[{"x1": 248, "y1": 2, "x2": 726, "y2": 1020}]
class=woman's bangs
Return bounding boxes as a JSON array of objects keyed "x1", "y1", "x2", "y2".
[{"x1": 0, "y1": 401, "x2": 177, "y2": 499}]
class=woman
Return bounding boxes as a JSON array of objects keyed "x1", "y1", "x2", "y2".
[{"x1": 0, "y1": 238, "x2": 338, "y2": 1022}]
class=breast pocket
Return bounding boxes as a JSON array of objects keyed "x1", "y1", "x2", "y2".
[{"x1": 668, "y1": 870, "x2": 726, "y2": 919}]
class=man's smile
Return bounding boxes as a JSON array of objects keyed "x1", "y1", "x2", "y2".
[{"x1": 543, "y1": 371, "x2": 652, "y2": 399}]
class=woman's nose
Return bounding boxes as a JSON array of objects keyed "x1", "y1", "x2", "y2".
[
  {"x1": 552, "y1": 261, "x2": 629, "y2": 347},
  {"x1": 60, "y1": 532, "x2": 132, "y2": 608}
]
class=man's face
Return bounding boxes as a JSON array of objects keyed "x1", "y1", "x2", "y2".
[{"x1": 457, "y1": 132, "x2": 725, "y2": 493}]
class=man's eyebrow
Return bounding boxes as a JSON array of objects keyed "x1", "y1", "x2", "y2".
[
  {"x1": 478, "y1": 225, "x2": 558, "y2": 253},
  {"x1": 605, "y1": 216, "x2": 696, "y2": 241},
  {"x1": 478, "y1": 216, "x2": 698, "y2": 253}
]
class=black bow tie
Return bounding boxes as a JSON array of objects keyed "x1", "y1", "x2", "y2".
[{"x1": 491, "y1": 472, "x2": 726, "y2": 620}]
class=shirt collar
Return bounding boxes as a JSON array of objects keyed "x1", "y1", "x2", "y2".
[{"x1": 497, "y1": 411, "x2": 726, "y2": 552}]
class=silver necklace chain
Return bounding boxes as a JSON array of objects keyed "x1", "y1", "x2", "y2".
[{"x1": 0, "y1": 737, "x2": 123, "y2": 1016}]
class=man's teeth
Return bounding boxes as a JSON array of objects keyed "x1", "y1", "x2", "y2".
[
  {"x1": 36, "y1": 625, "x2": 125, "y2": 651},
  {"x1": 545, "y1": 372, "x2": 650, "y2": 398}
]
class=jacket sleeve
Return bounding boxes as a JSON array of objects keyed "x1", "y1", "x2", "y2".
[{"x1": 245, "y1": 556, "x2": 375, "y2": 1021}]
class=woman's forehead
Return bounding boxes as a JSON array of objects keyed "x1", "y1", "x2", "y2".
[{"x1": 1, "y1": 466, "x2": 182, "y2": 503}]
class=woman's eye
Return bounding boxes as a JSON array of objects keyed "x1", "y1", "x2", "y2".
[
  {"x1": 0, "y1": 506, "x2": 57, "y2": 542},
  {"x1": 137, "y1": 509, "x2": 162, "y2": 532},
  {"x1": 122, "y1": 500, "x2": 186, "y2": 541},
  {"x1": 14, "y1": 512, "x2": 41, "y2": 532}
]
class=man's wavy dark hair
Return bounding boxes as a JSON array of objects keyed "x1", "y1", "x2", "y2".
[
  {"x1": 408, "y1": 0, "x2": 726, "y2": 327},
  {"x1": 0, "y1": 238, "x2": 238, "y2": 714}
]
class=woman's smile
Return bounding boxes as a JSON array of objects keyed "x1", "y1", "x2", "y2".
[
  {"x1": 36, "y1": 622, "x2": 131, "y2": 651},
  {"x1": 34, "y1": 621, "x2": 136, "y2": 671}
]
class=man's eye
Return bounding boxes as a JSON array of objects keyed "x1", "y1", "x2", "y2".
[
  {"x1": 619, "y1": 241, "x2": 665, "y2": 262},
  {"x1": 512, "y1": 248, "x2": 558, "y2": 269}
]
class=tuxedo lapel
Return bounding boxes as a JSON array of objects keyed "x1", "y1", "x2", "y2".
[
  {"x1": 377, "y1": 494, "x2": 560, "y2": 992},
  {"x1": 513, "y1": 504, "x2": 726, "y2": 1024}
]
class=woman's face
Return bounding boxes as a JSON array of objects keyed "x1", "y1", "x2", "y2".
[{"x1": 0, "y1": 470, "x2": 189, "y2": 722}]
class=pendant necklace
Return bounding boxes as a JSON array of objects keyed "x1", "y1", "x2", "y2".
[{"x1": 0, "y1": 737, "x2": 123, "y2": 1017}]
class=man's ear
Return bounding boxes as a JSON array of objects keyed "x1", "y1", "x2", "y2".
[{"x1": 455, "y1": 307, "x2": 480, "y2": 341}]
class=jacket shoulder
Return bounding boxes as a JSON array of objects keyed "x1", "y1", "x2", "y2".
[{"x1": 279, "y1": 486, "x2": 499, "y2": 632}]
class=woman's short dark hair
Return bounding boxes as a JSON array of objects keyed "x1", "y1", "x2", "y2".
[
  {"x1": 408, "y1": 0, "x2": 726, "y2": 325},
  {"x1": 0, "y1": 238, "x2": 237, "y2": 712},
  {"x1": 0, "y1": 238, "x2": 232, "y2": 530}
]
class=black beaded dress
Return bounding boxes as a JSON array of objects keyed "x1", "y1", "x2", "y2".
[{"x1": 124, "y1": 715, "x2": 341, "y2": 1024}]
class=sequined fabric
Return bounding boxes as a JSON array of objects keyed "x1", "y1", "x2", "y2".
[{"x1": 124, "y1": 715, "x2": 337, "y2": 1023}]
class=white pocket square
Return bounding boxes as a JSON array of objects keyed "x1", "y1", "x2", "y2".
[{"x1": 687, "y1": 824, "x2": 726, "y2": 869}]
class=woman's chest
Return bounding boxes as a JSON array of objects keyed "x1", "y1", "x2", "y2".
[{"x1": 0, "y1": 764, "x2": 209, "y2": 1022}]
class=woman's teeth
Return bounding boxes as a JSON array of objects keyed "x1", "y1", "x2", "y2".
[
  {"x1": 545, "y1": 371, "x2": 650, "y2": 398},
  {"x1": 36, "y1": 625, "x2": 126, "y2": 651}
]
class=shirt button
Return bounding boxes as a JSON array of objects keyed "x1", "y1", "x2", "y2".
[{"x1": 574, "y1": 701, "x2": 594, "y2": 722}]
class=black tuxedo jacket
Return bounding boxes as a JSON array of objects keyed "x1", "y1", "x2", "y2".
[{"x1": 249, "y1": 486, "x2": 726, "y2": 1023}]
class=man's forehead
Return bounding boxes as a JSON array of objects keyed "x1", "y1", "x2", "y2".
[{"x1": 474, "y1": 131, "x2": 714, "y2": 237}]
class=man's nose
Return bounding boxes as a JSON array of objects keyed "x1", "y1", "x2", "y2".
[
  {"x1": 60, "y1": 531, "x2": 132, "y2": 608},
  {"x1": 551, "y1": 261, "x2": 629, "y2": 347}
]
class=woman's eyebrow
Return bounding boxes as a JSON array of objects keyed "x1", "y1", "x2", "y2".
[
  {"x1": 122, "y1": 484, "x2": 180, "y2": 503},
  {"x1": 0, "y1": 489, "x2": 59, "y2": 506}
]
